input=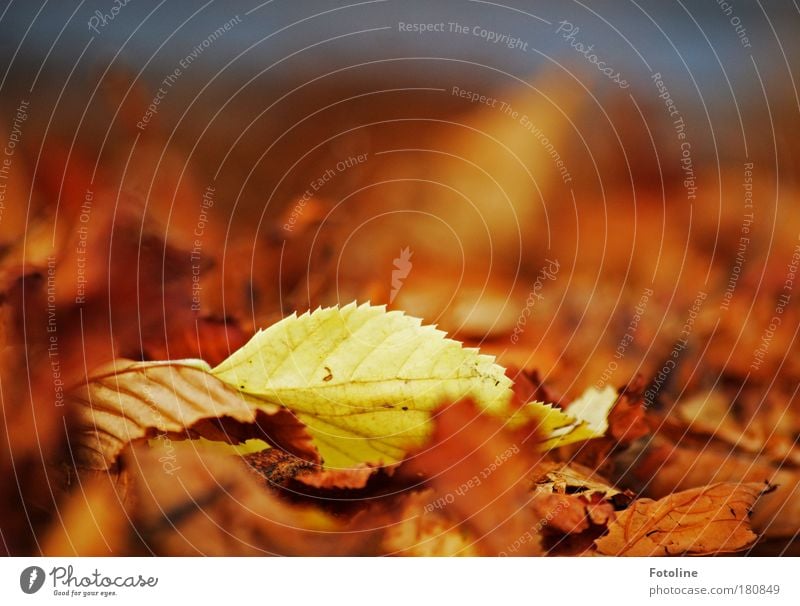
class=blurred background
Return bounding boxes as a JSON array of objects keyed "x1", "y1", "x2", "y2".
[{"x1": 1, "y1": 0, "x2": 799, "y2": 555}]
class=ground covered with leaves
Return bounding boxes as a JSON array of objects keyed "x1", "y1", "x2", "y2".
[
  {"x1": 1, "y1": 69, "x2": 799, "y2": 558},
  {"x1": 3, "y1": 288, "x2": 797, "y2": 555}
]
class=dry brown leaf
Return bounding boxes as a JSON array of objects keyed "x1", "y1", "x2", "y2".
[
  {"x1": 535, "y1": 462, "x2": 629, "y2": 502},
  {"x1": 629, "y1": 438, "x2": 800, "y2": 539},
  {"x1": 595, "y1": 482, "x2": 766, "y2": 556},
  {"x1": 66, "y1": 360, "x2": 318, "y2": 470},
  {"x1": 529, "y1": 464, "x2": 621, "y2": 554}
]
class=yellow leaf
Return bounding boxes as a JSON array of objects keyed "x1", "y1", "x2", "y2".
[
  {"x1": 566, "y1": 385, "x2": 618, "y2": 436},
  {"x1": 68, "y1": 304, "x2": 611, "y2": 470},
  {"x1": 210, "y1": 302, "x2": 515, "y2": 467},
  {"x1": 211, "y1": 303, "x2": 603, "y2": 466},
  {"x1": 511, "y1": 401, "x2": 603, "y2": 451}
]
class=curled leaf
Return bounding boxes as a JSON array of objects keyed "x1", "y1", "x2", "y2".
[
  {"x1": 68, "y1": 360, "x2": 316, "y2": 469},
  {"x1": 535, "y1": 462, "x2": 628, "y2": 502}
]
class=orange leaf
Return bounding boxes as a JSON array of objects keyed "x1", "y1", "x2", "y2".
[
  {"x1": 405, "y1": 400, "x2": 546, "y2": 556},
  {"x1": 595, "y1": 482, "x2": 766, "y2": 556}
]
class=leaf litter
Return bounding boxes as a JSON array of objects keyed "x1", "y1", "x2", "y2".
[{"x1": 50, "y1": 304, "x2": 776, "y2": 556}]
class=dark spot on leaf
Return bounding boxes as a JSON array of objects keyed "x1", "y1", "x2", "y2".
[
  {"x1": 323, "y1": 366, "x2": 333, "y2": 382},
  {"x1": 402, "y1": 406, "x2": 408, "y2": 411}
]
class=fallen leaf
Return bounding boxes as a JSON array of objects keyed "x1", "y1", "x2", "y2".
[
  {"x1": 555, "y1": 379, "x2": 651, "y2": 472},
  {"x1": 511, "y1": 401, "x2": 604, "y2": 452},
  {"x1": 529, "y1": 464, "x2": 622, "y2": 554},
  {"x1": 211, "y1": 302, "x2": 515, "y2": 467},
  {"x1": 67, "y1": 305, "x2": 613, "y2": 475},
  {"x1": 535, "y1": 462, "x2": 628, "y2": 502},
  {"x1": 67, "y1": 359, "x2": 317, "y2": 469},
  {"x1": 404, "y1": 401, "x2": 546, "y2": 556},
  {"x1": 627, "y1": 438, "x2": 800, "y2": 540},
  {"x1": 595, "y1": 482, "x2": 766, "y2": 556}
]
